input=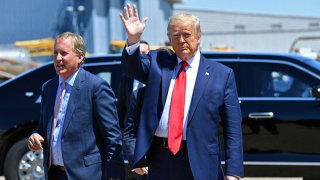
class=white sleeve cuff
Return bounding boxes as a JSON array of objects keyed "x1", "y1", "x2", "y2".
[{"x1": 126, "y1": 40, "x2": 140, "y2": 55}]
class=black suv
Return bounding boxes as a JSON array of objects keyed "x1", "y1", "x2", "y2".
[{"x1": 1, "y1": 52, "x2": 320, "y2": 179}]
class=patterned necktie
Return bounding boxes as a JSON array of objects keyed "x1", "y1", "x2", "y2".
[
  {"x1": 49, "y1": 81, "x2": 66, "y2": 166},
  {"x1": 53, "y1": 81, "x2": 66, "y2": 128},
  {"x1": 168, "y1": 61, "x2": 188, "y2": 155}
]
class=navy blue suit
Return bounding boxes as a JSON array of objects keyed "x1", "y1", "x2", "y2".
[
  {"x1": 35, "y1": 68, "x2": 125, "y2": 179},
  {"x1": 122, "y1": 48, "x2": 244, "y2": 179},
  {"x1": 117, "y1": 76, "x2": 134, "y2": 130},
  {"x1": 121, "y1": 86, "x2": 145, "y2": 166},
  {"x1": 118, "y1": 76, "x2": 147, "y2": 180}
]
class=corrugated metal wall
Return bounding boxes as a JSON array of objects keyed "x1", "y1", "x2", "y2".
[
  {"x1": 0, "y1": 0, "x2": 63, "y2": 44},
  {"x1": 174, "y1": 8, "x2": 320, "y2": 53},
  {"x1": 4, "y1": 1, "x2": 319, "y2": 55},
  {"x1": 0, "y1": 0, "x2": 174, "y2": 56},
  {"x1": 139, "y1": 0, "x2": 173, "y2": 46}
]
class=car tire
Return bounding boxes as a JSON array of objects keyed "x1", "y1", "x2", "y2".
[{"x1": 4, "y1": 138, "x2": 44, "y2": 180}]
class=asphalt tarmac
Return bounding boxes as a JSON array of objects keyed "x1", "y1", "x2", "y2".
[{"x1": 0, "y1": 177, "x2": 303, "y2": 180}]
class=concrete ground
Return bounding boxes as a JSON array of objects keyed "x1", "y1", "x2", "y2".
[
  {"x1": 0, "y1": 177, "x2": 303, "y2": 180},
  {"x1": 244, "y1": 178, "x2": 302, "y2": 180}
]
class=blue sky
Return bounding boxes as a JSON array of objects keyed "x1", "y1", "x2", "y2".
[{"x1": 174, "y1": 0, "x2": 320, "y2": 17}]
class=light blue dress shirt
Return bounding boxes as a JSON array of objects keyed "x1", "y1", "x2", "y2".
[{"x1": 52, "y1": 70, "x2": 79, "y2": 166}]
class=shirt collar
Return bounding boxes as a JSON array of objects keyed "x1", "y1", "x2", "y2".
[
  {"x1": 58, "y1": 69, "x2": 80, "y2": 87},
  {"x1": 177, "y1": 49, "x2": 200, "y2": 68}
]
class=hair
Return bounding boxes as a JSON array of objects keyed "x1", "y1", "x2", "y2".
[
  {"x1": 167, "y1": 14, "x2": 202, "y2": 37},
  {"x1": 55, "y1": 32, "x2": 86, "y2": 58},
  {"x1": 140, "y1": 39, "x2": 150, "y2": 50},
  {"x1": 158, "y1": 47, "x2": 174, "y2": 55}
]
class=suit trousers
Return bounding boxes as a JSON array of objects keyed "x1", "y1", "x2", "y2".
[
  {"x1": 48, "y1": 165, "x2": 68, "y2": 180},
  {"x1": 147, "y1": 136, "x2": 194, "y2": 180},
  {"x1": 137, "y1": 174, "x2": 147, "y2": 180}
]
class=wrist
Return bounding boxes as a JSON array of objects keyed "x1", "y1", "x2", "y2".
[{"x1": 127, "y1": 37, "x2": 141, "y2": 46}]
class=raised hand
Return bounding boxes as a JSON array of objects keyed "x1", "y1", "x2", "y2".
[{"x1": 119, "y1": 4, "x2": 148, "y2": 46}]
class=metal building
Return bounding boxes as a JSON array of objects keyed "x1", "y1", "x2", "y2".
[
  {"x1": 1, "y1": 0, "x2": 320, "y2": 59},
  {"x1": 174, "y1": 8, "x2": 320, "y2": 55},
  {"x1": 0, "y1": 0, "x2": 177, "y2": 57}
]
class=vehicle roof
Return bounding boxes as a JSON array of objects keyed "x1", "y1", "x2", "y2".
[
  {"x1": 86, "y1": 51, "x2": 320, "y2": 72},
  {"x1": 2, "y1": 51, "x2": 320, "y2": 87},
  {"x1": 201, "y1": 51, "x2": 320, "y2": 71}
]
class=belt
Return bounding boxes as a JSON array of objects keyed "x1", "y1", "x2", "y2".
[
  {"x1": 51, "y1": 165, "x2": 65, "y2": 172},
  {"x1": 153, "y1": 136, "x2": 186, "y2": 149}
]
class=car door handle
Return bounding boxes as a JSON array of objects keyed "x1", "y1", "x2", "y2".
[{"x1": 249, "y1": 112, "x2": 274, "y2": 119}]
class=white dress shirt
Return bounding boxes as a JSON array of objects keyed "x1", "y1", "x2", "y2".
[
  {"x1": 155, "y1": 51, "x2": 200, "y2": 139},
  {"x1": 126, "y1": 42, "x2": 201, "y2": 140}
]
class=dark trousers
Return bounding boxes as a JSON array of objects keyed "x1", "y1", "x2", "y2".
[
  {"x1": 48, "y1": 165, "x2": 68, "y2": 180},
  {"x1": 137, "y1": 174, "x2": 147, "y2": 180},
  {"x1": 147, "y1": 137, "x2": 194, "y2": 180}
]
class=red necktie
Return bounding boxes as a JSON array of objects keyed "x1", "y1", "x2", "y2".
[{"x1": 168, "y1": 61, "x2": 188, "y2": 155}]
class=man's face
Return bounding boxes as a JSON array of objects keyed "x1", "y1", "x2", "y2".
[
  {"x1": 140, "y1": 43, "x2": 149, "y2": 54},
  {"x1": 53, "y1": 37, "x2": 83, "y2": 80},
  {"x1": 169, "y1": 24, "x2": 201, "y2": 61}
]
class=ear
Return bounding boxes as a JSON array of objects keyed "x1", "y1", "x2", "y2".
[
  {"x1": 197, "y1": 34, "x2": 201, "y2": 45},
  {"x1": 78, "y1": 54, "x2": 85, "y2": 64},
  {"x1": 167, "y1": 35, "x2": 172, "y2": 45}
]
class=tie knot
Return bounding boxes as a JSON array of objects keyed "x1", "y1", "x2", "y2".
[
  {"x1": 61, "y1": 81, "x2": 66, "y2": 89},
  {"x1": 180, "y1": 61, "x2": 188, "y2": 71}
]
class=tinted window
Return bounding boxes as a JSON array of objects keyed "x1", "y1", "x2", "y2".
[
  {"x1": 83, "y1": 63, "x2": 122, "y2": 96},
  {"x1": 219, "y1": 61, "x2": 240, "y2": 91},
  {"x1": 239, "y1": 61, "x2": 320, "y2": 97}
]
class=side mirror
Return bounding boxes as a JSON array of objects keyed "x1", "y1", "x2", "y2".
[{"x1": 312, "y1": 86, "x2": 320, "y2": 98}]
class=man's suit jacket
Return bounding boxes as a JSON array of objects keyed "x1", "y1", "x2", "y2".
[
  {"x1": 122, "y1": 86, "x2": 145, "y2": 167},
  {"x1": 35, "y1": 68, "x2": 125, "y2": 179},
  {"x1": 117, "y1": 75, "x2": 134, "y2": 130},
  {"x1": 122, "y1": 49, "x2": 244, "y2": 179}
]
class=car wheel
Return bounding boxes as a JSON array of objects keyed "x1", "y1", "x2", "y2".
[{"x1": 4, "y1": 138, "x2": 44, "y2": 180}]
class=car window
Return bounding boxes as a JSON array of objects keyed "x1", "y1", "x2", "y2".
[
  {"x1": 83, "y1": 63, "x2": 121, "y2": 96},
  {"x1": 239, "y1": 61, "x2": 319, "y2": 98},
  {"x1": 218, "y1": 61, "x2": 240, "y2": 92},
  {"x1": 271, "y1": 71, "x2": 310, "y2": 97},
  {"x1": 96, "y1": 72, "x2": 112, "y2": 85}
]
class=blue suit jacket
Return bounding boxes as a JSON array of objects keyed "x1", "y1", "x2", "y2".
[
  {"x1": 117, "y1": 75, "x2": 134, "y2": 129},
  {"x1": 121, "y1": 85, "x2": 145, "y2": 167},
  {"x1": 35, "y1": 68, "x2": 125, "y2": 179},
  {"x1": 122, "y1": 48, "x2": 244, "y2": 179}
]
